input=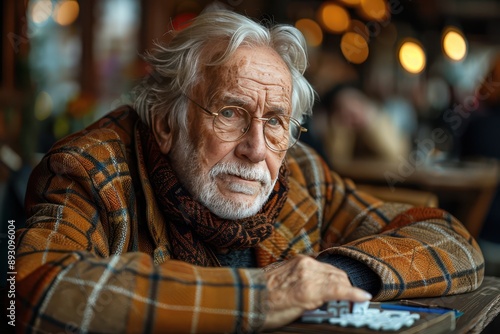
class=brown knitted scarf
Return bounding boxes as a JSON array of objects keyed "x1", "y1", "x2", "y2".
[{"x1": 138, "y1": 122, "x2": 289, "y2": 266}]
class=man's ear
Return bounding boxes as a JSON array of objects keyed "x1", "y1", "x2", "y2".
[{"x1": 152, "y1": 115, "x2": 173, "y2": 154}]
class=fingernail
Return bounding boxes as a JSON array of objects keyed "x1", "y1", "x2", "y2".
[{"x1": 364, "y1": 292, "x2": 373, "y2": 300}]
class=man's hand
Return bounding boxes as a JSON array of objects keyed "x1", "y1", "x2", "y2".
[{"x1": 262, "y1": 255, "x2": 372, "y2": 330}]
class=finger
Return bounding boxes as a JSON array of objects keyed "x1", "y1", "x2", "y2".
[
  {"x1": 324, "y1": 285, "x2": 372, "y2": 303},
  {"x1": 314, "y1": 268, "x2": 370, "y2": 301}
]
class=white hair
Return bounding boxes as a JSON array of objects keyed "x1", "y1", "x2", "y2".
[{"x1": 133, "y1": 7, "x2": 315, "y2": 133}]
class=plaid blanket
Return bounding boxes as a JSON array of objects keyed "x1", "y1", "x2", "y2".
[{"x1": 16, "y1": 107, "x2": 484, "y2": 333}]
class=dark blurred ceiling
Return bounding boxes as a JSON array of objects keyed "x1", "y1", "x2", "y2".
[
  {"x1": 396, "y1": 0, "x2": 500, "y2": 40},
  {"x1": 264, "y1": 0, "x2": 500, "y2": 44}
]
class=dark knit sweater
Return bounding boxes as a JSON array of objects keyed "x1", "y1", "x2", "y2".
[{"x1": 216, "y1": 248, "x2": 380, "y2": 296}]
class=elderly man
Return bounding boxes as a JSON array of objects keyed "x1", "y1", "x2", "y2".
[{"x1": 17, "y1": 8, "x2": 483, "y2": 334}]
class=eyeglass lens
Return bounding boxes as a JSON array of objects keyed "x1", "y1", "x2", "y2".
[{"x1": 213, "y1": 106, "x2": 300, "y2": 151}]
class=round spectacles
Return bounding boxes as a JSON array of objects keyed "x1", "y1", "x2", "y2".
[{"x1": 185, "y1": 95, "x2": 307, "y2": 152}]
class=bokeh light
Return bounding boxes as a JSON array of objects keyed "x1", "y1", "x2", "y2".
[
  {"x1": 295, "y1": 18, "x2": 323, "y2": 47},
  {"x1": 34, "y1": 91, "x2": 53, "y2": 121},
  {"x1": 359, "y1": 0, "x2": 388, "y2": 21},
  {"x1": 54, "y1": 0, "x2": 80, "y2": 26},
  {"x1": 398, "y1": 40, "x2": 426, "y2": 74},
  {"x1": 31, "y1": 0, "x2": 53, "y2": 24},
  {"x1": 442, "y1": 27, "x2": 467, "y2": 62},
  {"x1": 54, "y1": 116, "x2": 70, "y2": 139},
  {"x1": 341, "y1": 32, "x2": 369, "y2": 64},
  {"x1": 318, "y1": 2, "x2": 350, "y2": 34}
]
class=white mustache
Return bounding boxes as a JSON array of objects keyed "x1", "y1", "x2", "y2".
[{"x1": 209, "y1": 162, "x2": 271, "y2": 184}]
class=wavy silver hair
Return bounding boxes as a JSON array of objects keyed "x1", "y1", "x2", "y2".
[{"x1": 133, "y1": 8, "x2": 315, "y2": 133}]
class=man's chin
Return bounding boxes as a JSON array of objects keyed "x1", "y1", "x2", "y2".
[
  {"x1": 221, "y1": 188, "x2": 259, "y2": 200},
  {"x1": 196, "y1": 177, "x2": 275, "y2": 220},
  {"x1": 200, "y1": 192, "x2": 267, "y2": 220},
  {"x1": 218, "y1": 177, "x2": 262, "y2": 195},
  {"x1": 220, "y1": 193, "x2": 261, "y2": 211}
]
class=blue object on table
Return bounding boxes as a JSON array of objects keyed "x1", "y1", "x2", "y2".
[{"x1": 381, "y1": 301, "x2": 464, "y2": 318}]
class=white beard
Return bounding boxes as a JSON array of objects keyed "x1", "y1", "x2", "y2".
[{"x1": 168, "y1": 129, "x2": 277, "y2": 220}]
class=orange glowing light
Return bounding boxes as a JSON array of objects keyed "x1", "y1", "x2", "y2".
[
  {"x1": 442, "y1": 27, "x2": 467, "y2": 62},
  {"x1": 54, "y1": 0, "x2": 80, "y2": 26},
  {"x1": 341, "y1": 32, "x2": 369, "y2": 64},
  {"x1": 399, "y1": 40, "x2": 426, "y2": 74},
  {"x1": 318, "y1": 3, "x2": 350, "y2": 34},
  {"x1": 359, "y1": 0, "x2": 388, "y2": 21},
  {"x1": 295, "y1": 18, "x2": 323, "y2": 47}
]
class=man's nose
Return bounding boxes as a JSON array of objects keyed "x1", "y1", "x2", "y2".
[{"x1": 234, "y1": 119, "x2": 267, "y2": 163}]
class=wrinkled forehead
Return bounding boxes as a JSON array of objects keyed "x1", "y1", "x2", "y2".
[{"x1": 199, "y1": 45, "x2": 293, "y2": 105}]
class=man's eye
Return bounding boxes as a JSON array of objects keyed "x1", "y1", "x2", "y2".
[
  {"x1": 267, "y1": 116, "x2": 283, "y2": 127},
  {"x1": 220, "y1": 108, "x2": 236, "y2": 118}
]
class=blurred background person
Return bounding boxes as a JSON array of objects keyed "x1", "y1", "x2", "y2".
[
  {"x1": 459, "y1": 53, "x2": 500, "y2": 276},
  {"x1": 314, "y1": 83, "x2": 411, "y2": 167}
]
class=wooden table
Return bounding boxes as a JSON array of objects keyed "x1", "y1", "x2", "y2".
[{"x1": 275, "y1": 276, "x2": 500, "y2": 334}]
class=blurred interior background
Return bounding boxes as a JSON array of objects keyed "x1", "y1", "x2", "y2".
[{"x1": 1, "y1": 0, "x2": 500, "y2": 285}]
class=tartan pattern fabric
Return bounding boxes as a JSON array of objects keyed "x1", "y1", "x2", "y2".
[{"x1": 16, "y1": 107, "x2": 484, "y2": 333}]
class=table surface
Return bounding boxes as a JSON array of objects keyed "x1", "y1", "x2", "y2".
[{"x1": 274, "y1": 276, "x2": 500, "y2": 334}]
